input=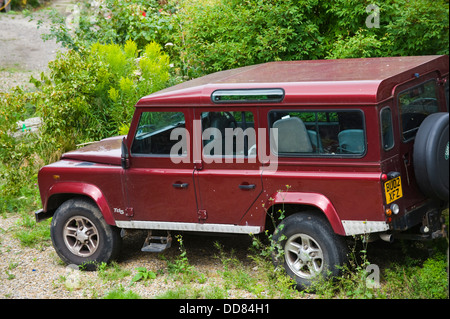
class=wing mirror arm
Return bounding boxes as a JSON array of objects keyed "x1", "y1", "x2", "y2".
[{"x1": 121, "y1": 137, "x2": 130, "y2": 169}]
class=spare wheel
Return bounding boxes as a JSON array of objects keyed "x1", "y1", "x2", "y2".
[{"x1": 413, "y1": 112, "x2": 449, "y2": 201}]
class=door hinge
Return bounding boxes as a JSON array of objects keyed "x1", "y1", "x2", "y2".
[
  {"x1": 194, "y1": 160, "x2": 203, "y2": 171},
  {"x1": 197, "y1": 209, "x2": 207, "y2": 221},
  {"x1": 125, "y1": 207, "x2": 134, "y2": 217}
]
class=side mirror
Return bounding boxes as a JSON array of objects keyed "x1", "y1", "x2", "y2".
[{"x1": 121, "y1": 138, "x2": 130, "y2": 169}]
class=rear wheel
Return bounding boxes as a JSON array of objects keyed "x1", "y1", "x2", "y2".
[
  {"x1": 272, "y1": 212, "x2": 348, "y2": 290},
  {"x1": 51, "y1": 198, "x2": 122, "y2": 269}
]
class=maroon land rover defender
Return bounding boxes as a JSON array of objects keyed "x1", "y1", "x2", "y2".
[{"x1": 36, "y1": 55, "x2": 448, "y2": 289}]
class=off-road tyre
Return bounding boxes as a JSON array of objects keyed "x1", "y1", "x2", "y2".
[
  {"x1": 272, "y1": 212, "x2": 348, "y2": 290},
  {"x1": 413, "y1": 112, "x2": 449, "y2": 201},
  {"x1": 51, "y1": 198, "x2": 122, "y2": 270}
]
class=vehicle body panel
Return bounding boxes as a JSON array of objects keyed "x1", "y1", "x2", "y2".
[{"x1": 37, "y1": 55, "x2": 449, "y2": 239}]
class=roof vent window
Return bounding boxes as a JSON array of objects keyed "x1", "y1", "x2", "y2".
[{"x1": 211, "y1": 88, "x2": 284, "y2": 104}]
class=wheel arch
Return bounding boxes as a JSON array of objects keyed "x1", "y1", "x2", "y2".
[
  {"x1": 263, "y1": 192, "x2": 345, "y2": 236},
  {"x1": 44, "y1": 182, "x2": 115, "y2": 226}
]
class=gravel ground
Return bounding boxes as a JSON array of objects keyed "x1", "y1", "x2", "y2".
[
  {"x1": 0, "y1": 214, "x2": 266, "y2": 299},
  {"x1": 0, "y1": 7, "x2": 62, "y2": 92}
]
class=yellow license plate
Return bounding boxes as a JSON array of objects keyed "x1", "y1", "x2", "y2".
[{"x1": 384, "y1": 176, "x2": 403, "y2": 204}]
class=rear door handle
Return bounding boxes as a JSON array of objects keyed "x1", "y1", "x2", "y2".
[
  {"x1": 239, "y1": 184, "x2": 256, "y2": 190},
  {"x1": 173, "y1": 183, "x2": 189, "y2": 189}
]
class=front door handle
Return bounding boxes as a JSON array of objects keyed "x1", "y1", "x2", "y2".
[
  {"x1": 173, "y1": 183, "x2": 189, "y2": 189},
  {"x1": 239, "y1": 184, "x2": 256, "y2": 190}
]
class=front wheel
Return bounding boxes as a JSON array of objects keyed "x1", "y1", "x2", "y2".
[
  {"x1": 51, "y1": 198, "x2": 122, "y2": 269},
  {"x1": 272, "y1": 212, "x2": 348, "y2": 290}
]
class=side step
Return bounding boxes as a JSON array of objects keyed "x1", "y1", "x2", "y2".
[{"x1": 141, "y1": 231, "x2": 172, "y2": 253}]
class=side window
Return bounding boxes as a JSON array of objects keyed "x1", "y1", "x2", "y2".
[
  {"x1": 201, "y1": 111, "x2": 256, "y2": 157},
  {"x1": 131, "y1": 111, "x2": 186, "y2": 155},
  {"x1": 398, "y1": 80, "x2": 439, "y2": 141},
  {"x1": 380, "y1": 107, "x2": 394, "y2": 150},
  {"x1": 268, "y1": 110, "x2": 365, "y2": 156}
]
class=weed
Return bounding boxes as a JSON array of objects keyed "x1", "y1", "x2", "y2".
[
  {"x1": 103, "y1": 284, "x2": 141, "y2": 299},
  {"x1": 13, "y1": 212, "x2": 51, "y2": 248},
  {"x1": 131, "y1": 267, "x2": 157, "y2": 284},
  {"x1": 382, "y1": 252, "x2": 448, "y2": 299},
  {"x1": 97, "y1": 261, "x2": 131, "y2": 282},
  {"x1": 156, "y1": 285, "x2": 202, "y2": 299},
  {"x1": 164, "y1": 234, "x2": 205, "y2": 283}
]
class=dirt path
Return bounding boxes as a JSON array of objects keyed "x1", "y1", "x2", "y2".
[{"x1": 0, "y1": 0, "x2": 73, "y2": 92}]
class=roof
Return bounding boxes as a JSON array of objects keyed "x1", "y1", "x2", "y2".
[{"x1": 136, "y1": 55, "x2": 449, "y2": 107}]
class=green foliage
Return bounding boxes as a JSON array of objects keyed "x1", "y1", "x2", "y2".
[
  {"x1": 131, "y1": 267, "x2": 157, "y2": 284},
  {"x1": 178, "y1": 0, "x2": 448, "y2": 76},
  {"x1": 13, "y1": 212, "x2": 51, "y2": 248},
  {"x1": 41, "y1": 0, "x2": 177, "y2": 52},
  {"x1": 33, "y1": 40, "x2": 170, "y2": 152},
  {"x1": 0, "y1": 88, "x2": 41, "y2": 211},
  {"x1": 0, "y1": 39, "x2": 169, "y2": 211},
  {"x1": 97, "y1": 262, "x2": 132, "y2": 282},
  {"x1": 326, "y1": 0, "x2": 449, "y2": 58},
  {"x1": 383, "y1": 252, "x2": 449, "y2": 299},
  {"x1": 164, "y1": 235, "x2": 206, "y2": 283},
  {"x1": 103, "y1": 284, "x2": 141, "y2": 299},
  {"x1": 8, "y1": 0, "x2": 42, "y2": 11},
  {"x1": 178, "y1": 0, "x2": 326, "y2": 77},
  {"x1": 39, "y1": 0, "x2": 449, "y2": 78}
]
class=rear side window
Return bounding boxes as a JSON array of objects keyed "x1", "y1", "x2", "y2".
[
  {"x1": 268, "y1": 110, "x2": 366, "y2": 156},
  {"x1": 399, "y1": 80, "x2": 439, "y2": 141},
  {"x1": 380, "y1": 107, "x2": 394, "y2": 150}
]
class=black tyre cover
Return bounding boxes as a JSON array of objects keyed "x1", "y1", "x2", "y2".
[{"x1": 413, "y1": 112, "x2": 449, "y2": 201}]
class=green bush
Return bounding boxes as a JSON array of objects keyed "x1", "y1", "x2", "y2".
[
  {"x1": 33, "y1": 40, "x2": 170, "y2": 152},
  {"x1": 383, "y1": 253, "x2": 448, "y2": 299},
  {"x1": 0, "y1": 40, "x2": 170, "y2": 210},
  {"x1": 41, "y1": 0, "x2": 177, "y2": 52},
  {"x1": 41, "y1": 0, "x2": 449, "y2": 79},
  {"x1": 177, "y1": 0, "x2": 326, "y2": 77},
  {"x1": 326, "y1": 0, "x2": 449, "y2": 58},
  {"x1": 178, "y1": 0, "x2": 448, "y2": 76},
  {"x1": 0, "y1": 88, "x2": 40, "y2": 211}
]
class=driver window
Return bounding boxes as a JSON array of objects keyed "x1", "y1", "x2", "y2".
[{"x1": 131, "y1": 111, "x2": 186, "y2": 155}]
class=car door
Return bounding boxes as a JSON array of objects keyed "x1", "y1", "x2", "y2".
[
  {"x1": 193, "y1": 109, "x2": 263, "y2": 225},
  {"x1": 125, "y1": 108, "x2": 198, "y2": 223}
]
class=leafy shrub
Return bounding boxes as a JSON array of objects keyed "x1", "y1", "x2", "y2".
[
  {"x1": 41, "y1": 0, "x2": 449, "y2": 79},
  {"x1": 0, "y1": 88, "x2": 41, "y2": 210},
  {"x1": 326, "y1": 0, "x2": 449, "y2": 58},
  {"x1": 383, "y1": 252, "x2": 448, "y2": 299},
  {"x1": 41, "y1": 0, "x2": 177, "y2": 52},
  {"x1": 0, "y1": 40, "x2": 170, "y2": 210},
  {"x1": 33, "y1": 40, "x2": 170, "y2": 152},
  {"x1": 177, "y1": 0, "x2": 326, "y2": 77},
  {"x1": 178, "y1": 0, "x2": 448, "y2": 76}
]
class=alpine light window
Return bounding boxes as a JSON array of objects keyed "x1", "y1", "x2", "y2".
[{"x1": 211, "y1": 89, "x2": 284, "y2": 103}]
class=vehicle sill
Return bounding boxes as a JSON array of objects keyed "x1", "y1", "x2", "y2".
[{"x1": 115, "y1": 220, "x2": 262, "y2": 234}]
